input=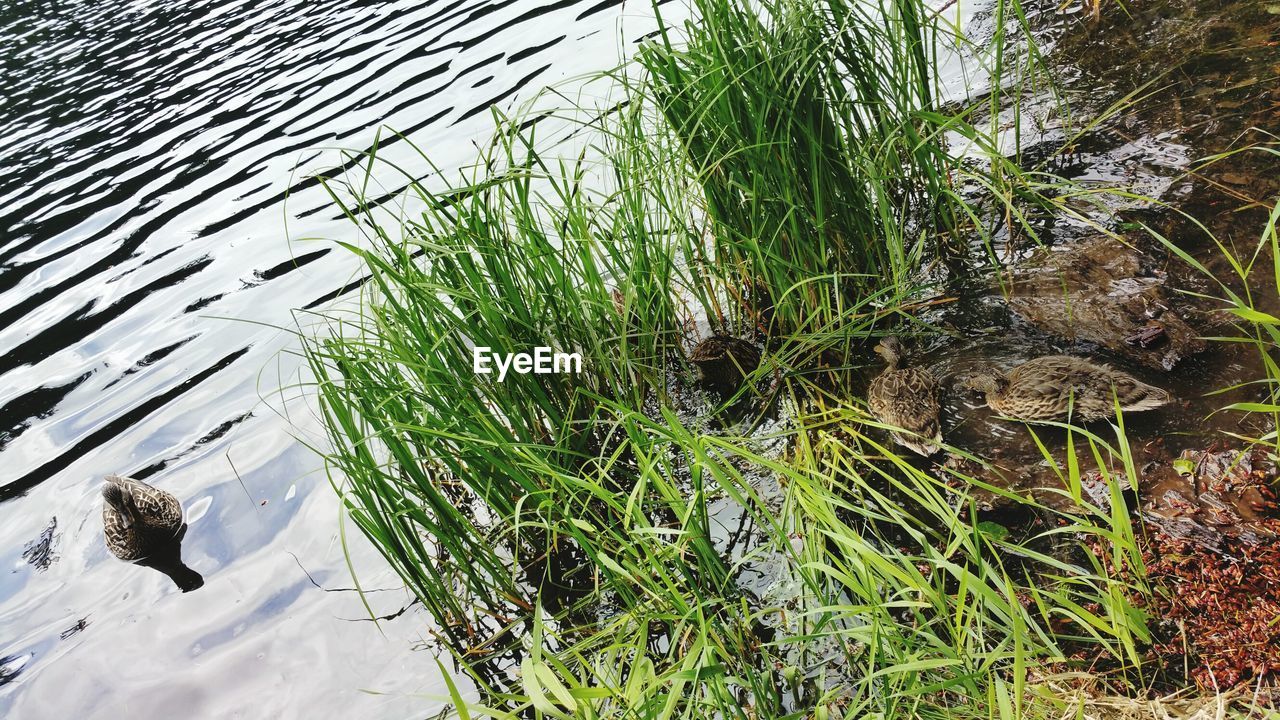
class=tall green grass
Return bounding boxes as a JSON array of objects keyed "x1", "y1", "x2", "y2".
[
  {"x1": 296, "y1": 0, "x2": 1202, "y2": 716},
  {"x1": 638, "y1": 0, "x2": 953, "y2": 334},
  {"x1": 305, "y1": 116, "x2": 697, "y2": 652}
]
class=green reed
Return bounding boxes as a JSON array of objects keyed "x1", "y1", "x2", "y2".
[
  {"x1": 635, "y1": 0, "x2": 956, "y2": 334},
  {"x1": 296, "y1": 0, "x2": 1193, "y2": 716}
]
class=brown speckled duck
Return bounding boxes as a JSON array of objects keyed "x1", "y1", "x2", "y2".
[
  {"x1": 102, "y1": 475, "x2": 202, "y2": 592},
  {"x1": 689, "y1": 335, "x2": 761, "y2": 392},
  {"x1": 867, "y1": 336, "x2": 942, "y2": 456},
  {"x1": 964, "y1": 355, "x2": 1170, "y2": 422}
]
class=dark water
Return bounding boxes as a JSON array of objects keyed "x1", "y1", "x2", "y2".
[
  {"x1": 915, "y1": 0, "x2": 1280, "y2": 512},
  {"x1": 0, "y1": 1, "x2": 665, "y2": 716}
]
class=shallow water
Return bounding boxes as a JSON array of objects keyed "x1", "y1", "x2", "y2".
[
  {"x1": 904, "y1": 0, "x2": 1279, "y2": 523},
  {"x1": 0, "y1": 1, "x2": 669, "y2": 716}
]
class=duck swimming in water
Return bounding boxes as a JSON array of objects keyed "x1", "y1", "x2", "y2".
[
  {"x1": 964, "y1": 355, "x2": 1170, "y2": 423},
  {"x1": 102, "y1": 475, "x2": 203, "y2": 592},
  {"x1": 689, "y1": 335, "x2": 762, "y2": 392},
  {"x1": 866, "y1": 336, "x2": 943, "y2": 456}
]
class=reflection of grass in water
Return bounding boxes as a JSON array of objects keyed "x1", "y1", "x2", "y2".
[{"x1": 299, "y1": 0, "x2": 1276, "y2": 716}]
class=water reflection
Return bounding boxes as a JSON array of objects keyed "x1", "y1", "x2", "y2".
[
  {"x1": 0, "y1": 0, "x2": 660, "y2": 714},
  {"x1": 0, "y1": 654, "x2": 29, "y2": 689},
  {"x1": 132, "y1": 525, "x2": 205, "y2": 593},
  {"x1": 20, "y1": 517, "x2": 58, "y2": 572}
]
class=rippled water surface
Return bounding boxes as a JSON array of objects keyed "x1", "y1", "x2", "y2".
[{"x1": 0, "y1": 0, "x2": 663, "y2": 716}]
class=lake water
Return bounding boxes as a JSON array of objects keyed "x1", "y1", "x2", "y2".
[{"x1": 0, "y1": 0, "x2": 667, "y2": 716}]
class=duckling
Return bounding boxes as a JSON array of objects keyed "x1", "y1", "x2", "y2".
[
  {"x1": 102, "y1": 475, "x2": 203, "y2": 592},
  {"x1": 689, "y1": 335, "x2": 761, "y2": 392},
  {"x1": 964, "y1": 355, "x2": 1170, "y2": 422},
  {"x1": 867, "y1": 336, "x2": 943, "y2": 456}
]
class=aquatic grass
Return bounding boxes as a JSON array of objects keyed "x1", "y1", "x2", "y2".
[
  {"x1": 303, "y1": 117, "x2": 702, "y2": 654},
  {"x1": 779, "y1": 408, "x2": 1154, "y2": 708},
  {"x1": 633, "y1": 0, "x2": 965, "y2": 334},
  {"x1": 294, "y1": 0, "x2": 1198, "y2": 715},
  {"x1": 616, "y1": 0, "x2": 1076, "y2": 347},
  {"x1": 407, "y1": 396, "x2": 1159, "y2": 718}
]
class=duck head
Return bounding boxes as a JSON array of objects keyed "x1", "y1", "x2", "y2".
[
  {"x1": 873, "y1": 336, "x2": 906, "y2": 368},
  {"x1": 963, "y1": 371, "x2": 1008, "y2": 396},
  {"x1": 101, "y1": 481, "x2": 135, "y2": 529}
]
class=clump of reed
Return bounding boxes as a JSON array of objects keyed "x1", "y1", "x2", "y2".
[
  {"x1": 305, "y1": 118, "x2": 693, "y2": 648},
  {"x1": 638, "y1": 0, "x2": 955, "y2": 335}
]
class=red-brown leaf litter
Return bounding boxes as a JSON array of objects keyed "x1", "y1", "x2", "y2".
[{"x1": 1096, "y1": 447, "x2": 1280, "y2": 690}]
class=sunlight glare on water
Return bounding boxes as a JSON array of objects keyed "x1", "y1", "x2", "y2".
[{"x1": 0, "y1": 0, "x2": 671, "y2": 716}]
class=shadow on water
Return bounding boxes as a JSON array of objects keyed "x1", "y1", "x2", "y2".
[{"x1": 131, "y1": 523, "x2": 205, "y2": 594}]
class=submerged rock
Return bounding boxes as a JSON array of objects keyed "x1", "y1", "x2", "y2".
[{"x1": 1006, "y1": 237, "x2": 1206, "y2": 371}]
